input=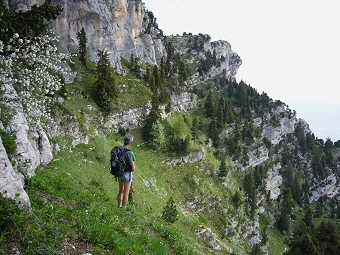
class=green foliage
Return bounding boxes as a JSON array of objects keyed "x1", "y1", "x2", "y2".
[
  {"x1": 149, "y1": 120, "x2": 165, "y2": 148},
  {"x1": 162, "y1": 197, "x2": 179, "y2": 223},
  {"x1": 142, "y1": 94, "x2": 161, "y2": 141},
  {"x1": 168, "y1": 115, "x2": 192, "y2": 154},
  {"x1": 0, "y1": 104, "x2": 14, "y2": 127},
  {"x1": 204, "y1": 91, "x2": 216, "y2": 118},
  {"x1": 0, "y1": 1, "x2": 62, "y2": 45},
  {"x1": 232, "y1": 191, "x2": 243, "y2": 207},
  {"x1": 76, "y1": 27, "x2": 87, "y2": 65},
  {"x1": 0, "y1": 130, "x2": 17, "y2": 156},
  {"x1": 197, "y1": 50, "x2": 222, "y2": 76},
  {"x1": 250, "y1": 244, "x2": 264, "y2": 255},
  {"x1": 277, "y1": 189, "x2": 293, "y2": 232},
  {"x1": 243, "y1": 169, "x2": 257, "y2": 216},
  {"x1": 94, "y1": 50, "x2": 117, "y2": 113},
  {"x1": 287, "y1": 221, "x2": 340, "y2": 255},
  {"x1": 219, "y1": 157, "x2": 228, "y2": 177},
  {"x1": 0, "y1": 194, "x2": 29, "y2": 254}
]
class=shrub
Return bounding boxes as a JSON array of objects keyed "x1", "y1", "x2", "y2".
[
  {"x1": 232, "y1": 191, "x2": 242, "y2": 207},
  {"x1": 0, "y1": 193, "x2": 26, "y2": 231},
  {"x1": 162, "y1": 197, "x2": 179, "y2": 223},
  {"x1": 0, "y1": 130, "x2": 17, "y2": 156}
]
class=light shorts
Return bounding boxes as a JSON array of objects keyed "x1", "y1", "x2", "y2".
[{"x1": 118, "y1": 171, "x2": 133, "y2": 183}]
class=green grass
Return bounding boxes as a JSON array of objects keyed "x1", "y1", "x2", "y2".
[
  {"x1": 2, "y1": 130, "x2": 246, "y2": 254},
  {"x1": 267, "y1": 228, "x2": 287, "y2": 255}
]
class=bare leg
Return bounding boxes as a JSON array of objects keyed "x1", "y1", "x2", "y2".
[
  {"x1": 117, "y1": 182, "x2": 124, "y2": 208},
  {"x1": 122, "y1": 182, "x2": 132, "y2": 207}
]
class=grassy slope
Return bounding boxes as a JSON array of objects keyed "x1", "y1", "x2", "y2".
[
  {"x1": 21, "y1": 131, "x2": 233, "y2": 254},
  {"x1": 1, "y1": 62, "x2": 294, "y2": 254}
]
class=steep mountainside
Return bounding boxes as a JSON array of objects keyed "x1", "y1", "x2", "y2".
[{"x1": 1, "y1": 1, "x2": 339, "y2": 254}]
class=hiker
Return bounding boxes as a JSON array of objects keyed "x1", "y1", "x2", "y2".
[{"x1": 117, "y1": 134, "x2": 136, "y2": 208}]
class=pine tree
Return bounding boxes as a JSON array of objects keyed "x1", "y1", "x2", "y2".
[
  {"x1": 277, "y1": 189, "x2": 293, "y2": 232},
  {"x1": 76, "y1": 27, "x2": 87, "y2": 65},
  {"x1": 142, "y1": 94, "x2": 161, "y2": 141},
  {"x1": 192, "y1": 117, "x2": 200, "y2": 143},
  {"x1": 217, "y1": 97, "x2": 226, "y2": 129},
  {"x1": 304, "y1": 207, "x2": 314, "y2": 227},
  {"x1": 162, "y1": 197, "x2": 179, "y2": 223},
  {"x1": 208, "y1": 118, "x2": 219, "y2": 147},
  {"x1": 219, "y1": 157, "x2": 227, "y2": 177},
  {"x1": 94, "y1": 50, "x2": 117, "y2": 113},
  {"x1": 205, "y1": 91, "x2": 216, "y2": 118},
  {"x1": 149, "y1": 120, "x2": 165, "y2": 148}
]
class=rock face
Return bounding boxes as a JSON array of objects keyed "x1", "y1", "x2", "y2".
[
  {"x1": 262, "y1": 116, "x2": 297, "y2": 145},
  {"x1": 171, "y1": 92, "x2": 197, "y2": 112},
  {"x1": 104, "y1": 103, "x2": 151, "y2": 132},
  {"x1": 266, "y1": 163, "x2": 283, "y2": 200},
  {"x1": 166, "y1": 151, "x2": 205, "y2": 167},
  {"x1": 310, "y1": 174, "x2": 340, "y2": 203},
  {"x1": 7, "y1": 0, "x2": 165, "y2": 71},
  {"x1": 1, "y1": 79, "x2": 54, "y2": 177},
  {"x1": 0, "y1": 137, "x2": 31, "y2": 209},
  {"x1": 248, "y1": 146, "x2": 269, "y2": 167}
]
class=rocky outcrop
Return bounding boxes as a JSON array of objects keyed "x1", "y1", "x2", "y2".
[
  {"x1": 224, "y1": 214, "x2": 262, "y2": 247},
  {"x1": 1, "y1": 79, "x2": 54, "y2": 177},
  {"x1": 171, "y1": 92, "x2": 197, "y2": 112},
  {"x1": 0, "y1": 137, "x2": 31, "y2": 209},
  {"x1": 248, "y1": 146, "x2": 269, "y2": 167},
  {"x1": 265, "y1": 163, "x2": 283, "y2": 200},
  {"x1": 262, "y1": 116, "x2": 297, "y2": 145},
  {"x1": 166, "y1": 151, "x2": 205, "y2": 167},
  {"x1": 310, "y1": 174, "x2": 340, "y2": 203},
  {"x1": 104, "y1": 103, "x2": 151, "y2": 132},
  {"x1": 104, "y1": 91, "x2": 197, "y2": 132},
  {"x1": 196, "y1": 227, "x2": 230, "y2": 252},
  {"x1": 7, "y1": 0, "x2": 166, "y2": 71}
]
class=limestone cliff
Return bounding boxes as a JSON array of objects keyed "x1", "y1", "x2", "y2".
[{"x1": 7, "y1": 0, "x2": 166, "y2": 71}]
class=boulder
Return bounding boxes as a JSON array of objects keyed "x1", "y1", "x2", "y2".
[{"x1": 0, "y1": 137, "x2": 31, "y2": 209}]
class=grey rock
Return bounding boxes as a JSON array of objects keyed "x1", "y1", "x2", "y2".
[
  {"x1": 0, "y1": 137, "x2": 31, "y2": 209},
  {"x1": 248, "y1": 146, "x2": 269, "y2": 167},
  {"x1": 104, "y1": 103, "x2": 151, "y2": 132},
  {"x1": 310, "y1": 174, "x2": 339, "y2": 203},
  {"x1": 171, "y1": 92, "x2": 197, "y2": 112},
  {"x1": 262, "y1": 115, "x2": 297, "y2": 145},
  {"x1": 8, "y1": 0, "x2": 166, "y2": 71},
  {"x1": 166, "y1": 151, "x2": 205, "y2": 167},
  {"x1": 36, "y1": 126, "x2": 53, "y2": 166},
  {"x1": 265, "y1": 163, "x2": 283, "y2": 200}
]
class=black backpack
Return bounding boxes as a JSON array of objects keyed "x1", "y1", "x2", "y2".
[{"x1": 110, "y1": 146, "x2": 128, "y2": 180}]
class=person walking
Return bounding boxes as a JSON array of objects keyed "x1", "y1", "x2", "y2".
[{"x1": 117, "y1": 134, "x2": 136, "y2": 208}]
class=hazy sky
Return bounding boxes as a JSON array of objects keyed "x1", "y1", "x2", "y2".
[{"x1": 144, "y1": 0, "x2": 340, "y2": 141}]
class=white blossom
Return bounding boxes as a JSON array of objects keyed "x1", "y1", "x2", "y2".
[{"x1": 0, "y1": 33, "x2": 69, "y2": 124}]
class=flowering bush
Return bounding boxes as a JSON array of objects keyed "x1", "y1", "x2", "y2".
[{"x1": 0, "y1": 33, "x2": 69, "y2": 125}]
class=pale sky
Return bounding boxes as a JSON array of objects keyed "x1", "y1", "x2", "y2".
[{"x1": 144, "y1": 0, "x2": 340, "y2": 141}]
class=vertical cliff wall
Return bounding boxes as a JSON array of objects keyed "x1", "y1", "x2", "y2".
[{"x1": 6, "y1": 0, "x2": 166, "y2": 71}]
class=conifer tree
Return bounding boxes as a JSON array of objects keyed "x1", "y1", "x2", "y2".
[
  {"x1": 208, "y1": 118, "x2": 219, "y2": 147},
  {"x1": 217, "y1": 97, "x2": 226, "y2": 129},
  {"x1": 192, "y1": 117, "x2": 200, "y2": 143},
  {"x1": 219, "y1": 157, "x2": 228, "y2": 177},
  {"x1": 149, "y1": 120, "x2": 165, "y2": 148},
  {"x1": 205, "y1": 91, "x2": 216, "y2": 118},
  {"x1": 94, "y1": 50, "x2": 117, "y2": 113},
  {"x1": 277, "y1": 189, "x2": 293, "y2": 232},
  {"x1": 304, "y1": 207, "x2": 314, "y2": 227},
  {"x1": 162, "y1": 197, "x2": 179, "y2": 223},
  {"x1": 76, "y1": 27, "x2": 87, "y2": 65},
  {"x1": 142, "y1": 93, "x2": 161, "y2": 141}
]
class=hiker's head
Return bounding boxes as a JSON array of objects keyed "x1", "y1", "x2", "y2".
[{"x1": 124, "y1": 134, "x2": 134, "y2": 146}]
